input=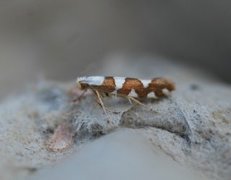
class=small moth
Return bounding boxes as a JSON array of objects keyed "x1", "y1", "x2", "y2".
[
  {"x1": 76, "y1": 76, "x2": 175, "y2": 110},
  {"x1": 76, "y1": 76, "x2": 175, "y2": 99}
]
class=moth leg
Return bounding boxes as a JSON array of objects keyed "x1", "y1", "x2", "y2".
[
  {"x1": 94, "y1": 90, "x2": 107, "y2": 115},
  {"x1": 116, "y1": 94, "x2": 144, "y2": 106},
  {"x1": 127, "y1": 97, "x2": 132, "y2": 104},
  {"x1": 94, "y1": 90, "x2": 114, "y2": 121},
  {"x1": 72, "y1": 89, "x2": 87, "y2": 103},
  {"x1": 92, "y1": 92, "x2": 111, "y2": 113},
  {"x1": 127, "y1": 96, "x2": 145, "y2": 106}
]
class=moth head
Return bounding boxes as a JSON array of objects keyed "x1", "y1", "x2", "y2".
[
  {"x1": 76, "y1": 76, "x2": 104, "y2": 90},
  {"x1": 76, "y1": 77, "x2": 86, "y2": 90}
]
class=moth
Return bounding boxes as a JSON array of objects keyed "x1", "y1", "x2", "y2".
[{"x1": 76, "y1": 76, "x2": 175, "y2": 114}]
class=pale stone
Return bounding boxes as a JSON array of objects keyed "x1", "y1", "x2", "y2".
[{"x1": 0, "y1": 56, "x2": 230, "y2": 180}]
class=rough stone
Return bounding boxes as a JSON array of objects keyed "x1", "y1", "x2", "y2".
[{"x1": 0, "y1": 56, "x2": 230, "y2": 180}]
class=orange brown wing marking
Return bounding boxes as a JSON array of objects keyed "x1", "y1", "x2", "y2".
[
  {"x1": 99, "y1": 76, "x2": 116, "y2": 93},
  {"x1": 148, "y1": 78, "x2": 175, "y2": 97},
  {"x1": 117, "y1": 78, "x2": 148, "y2": 98}
]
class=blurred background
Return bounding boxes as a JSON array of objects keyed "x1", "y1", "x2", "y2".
[{"x1": 0, "y1": 0, "x2": 231, "y2": 98}]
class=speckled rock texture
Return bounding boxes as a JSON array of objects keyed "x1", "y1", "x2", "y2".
[{"x1": 0, "y1": 56, "x2": 230, "y2": 180}]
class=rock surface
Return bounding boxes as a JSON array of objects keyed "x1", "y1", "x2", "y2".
[
  {"x1": 29, "y1": 129, "x2": 207, "y2": 180},
  {"x1": 0, "y1": 55, "x2": 230, "y2": 180}
]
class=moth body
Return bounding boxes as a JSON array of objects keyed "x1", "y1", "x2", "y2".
[{"x1": 76, "y1": 76, "x2": 175, "y2": 99}]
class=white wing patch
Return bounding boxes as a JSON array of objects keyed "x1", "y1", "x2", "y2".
[
  {"x1": 77, "y1": 76, "x2": 104, "y2": 86},
  {"x1": 128, "y1": 89, "x2": 138, "y2": 97},
  {"x1": 141, "y1": 80, "x2": 150, "y2": 88},
  {"x1": 114, "y1": 77, "x2": 126, "y2": 89},
  {"x1": 147, "y1": 92, "x2": 156, "y2": 98}
]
